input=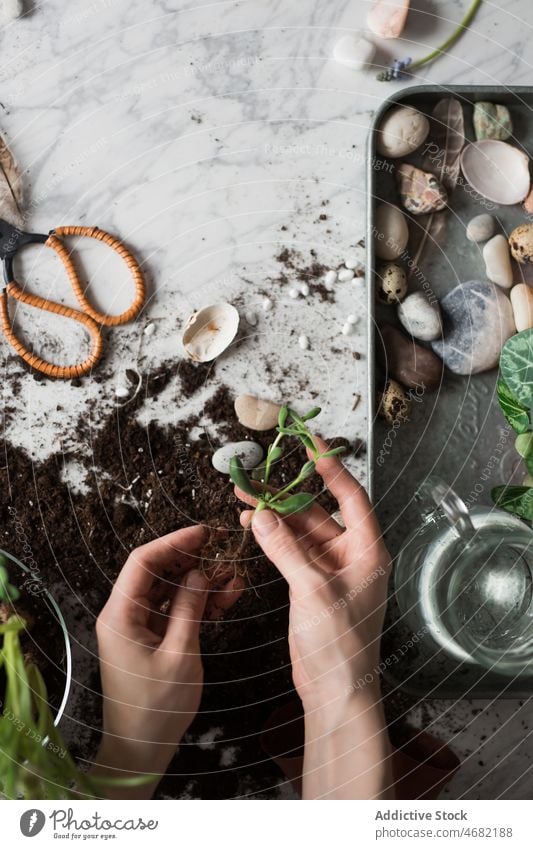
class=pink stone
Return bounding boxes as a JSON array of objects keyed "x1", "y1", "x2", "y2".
[{"x1": 367, "y1": 0, "x2": 410, "y2": 39}]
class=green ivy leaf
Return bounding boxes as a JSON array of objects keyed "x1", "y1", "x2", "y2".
[
  {"x1": 271, "y1": 492, "x2": 315, "y2": 515},
  {"x1": 497, "y1": 378, "x2": 530, "y2": 435},
  {"x1": 492, "y1": 484, "x2": 533, "y2": 520},
  {"x1": 500, "y1": 331, "x2": 533, "y2": 410},
  {"x1": 229, "y1": 456, "x2": 259, "y2": 497}
]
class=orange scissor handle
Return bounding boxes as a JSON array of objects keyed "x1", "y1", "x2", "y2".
[
  {"x1": 0, "y1": 225, "x2": 145, "y2": 379},
  {"x1": 49, "y1": 225, "x2": 145, "y2": 327},
  {"x1": 0, "y1": 284, "x2": 103, "y2": 380}
]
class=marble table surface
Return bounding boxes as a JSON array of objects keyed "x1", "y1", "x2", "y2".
[{"x1": 1, "y1": 0, "x2": 532, "y2": 799}]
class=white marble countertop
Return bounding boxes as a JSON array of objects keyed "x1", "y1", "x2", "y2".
[{"x1": 1, "y1": 0, "x2": 532, "y2": 799}]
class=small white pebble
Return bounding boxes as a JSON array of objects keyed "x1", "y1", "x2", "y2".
[
  {"x1": 347, "y1": 314, "x2": 357, "y2": 324},
  {"x1": 344, "y1": 256, "x2": 360, "y2": 269},
  {"x1": 138, "y1": 447, "x2": 144, "y2": 453},
  {"x1": 288, "y1": 287, "x2": 299, "y2": 299},
  {"x1": 298, "y1": 334, "x2": 309, "y2": 350},
  {"x1": 299, "y1": 282, "x2": 310, "y2": 296},
  {"x1": 144, "y1": 322, "x2": 155, "y2": 336},
  {"x1": 0, "y1": 0, "x2": 23, "y2": 22},
  {"x1": 245, "y1": 310, "x2": 257, "y2": 326},
  {"x1": 324, "y1": 269, "x2": 337, "y2": 287},
  {"x1": 115, "y1": 385, "x2": 130, "y2": 399},
  {"x1": 262, "y1": 297, "x2": 273, "y2": 311},
  {"x1": 342, "y1": 322, "x2": 354, "y2": 335},
  {"x1": 338, "y1": 268, "x2": 354, "y2": 282}
]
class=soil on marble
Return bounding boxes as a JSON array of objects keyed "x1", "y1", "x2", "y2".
[{"x1": 0, "y1": 360, "x2": 411, "y2": 799}]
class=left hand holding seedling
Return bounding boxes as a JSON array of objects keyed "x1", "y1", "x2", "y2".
[{"x1": 94, "y1": 526, "x2": 241, "y2": 798}]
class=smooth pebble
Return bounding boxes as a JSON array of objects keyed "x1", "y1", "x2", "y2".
[
  {"x1": 298, "y1": 334, "x2": 310, "y2": 350},
  {"x1": 483, "y1": 234, "x2": 513, "y2": 288},
  {"x1": 344, "y1": 256, "x2": 360, "y2": 269},
  {"x1": 144, "y1": 322, "x2": 155, "y2": 336},
  {"x1": 374, "y1": 204, "x2": 409, "y2": 260},
  {"x1": 235, "y1": 394, "x2": 281, "y2": 431},
  {"x1": 473, "y1": 102, "x2": 513, "y2": 141},
  {"x1": 324, "y1": 270, "x2": 337, "y2": 287},
  {"x1": 332, "y1": 32, "x2": 376, "y2": 70},
  {"x1": 342, "y1": 323, "x2": 354, "y2": 336},
  {"x1": 338, "y1": 268, "x2": 355, "y2": 282},
  {"x1": 380, "y1": 325, "x2": 442, "y2": 392},
  {"x1": 347, "y1": 314, "x2": 357, "y2": 324},
  {"x1": 511, "y1": 284, "x2": 533, "y2": 332},
  {"x1": 245, "y1": 310, "x2": 257, "y2": 326},
  {"x1": 398, "y1": 292, "x2": 442, "y2": 341},
  {"x1": 262, "y1": 297, "x2": 273, "y2": 311},
  {"x1": 299, "y1": 282, "x2": 310, "y2": 296},
  {"x1": 367, "y1": 0, "x2": 410, "y2": 39},
  {"x1": 115, "y1": 385, "x2": 130, "y2": 400},
  {"x1": 376, "y1": 106, "x2": 430, "y2": 159},
  {"x1": 288, "y1": 287, "x2": 299, "y2": 298},
  {"x1": 397, "y1": 164, "x2": 447, "y2": 215},
  {"x1": 0, "y1": 0, "x2": 23, "y2": 22},
  {"x1": 431, "y1": 280, "x2": 515, "y2": 374},
  {"x1": 212, "y1": 441, "x2": 263, "y2": 475},
  {"x1": 466, "y1": 213, "x2": 497, "y2": 243}
]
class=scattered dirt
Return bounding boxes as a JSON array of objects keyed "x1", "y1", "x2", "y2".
[{"x1": 1, "y1": 361, "x2": 363, "y2": 799}]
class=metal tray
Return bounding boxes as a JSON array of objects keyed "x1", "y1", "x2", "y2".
[{"x1": 367, "y1": 85, "x2": 533, "y2": 698}]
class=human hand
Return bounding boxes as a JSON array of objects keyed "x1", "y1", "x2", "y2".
[
  {"x1": 236, "y1": 440, "x2": 393, "y2": 798},
  {"x1": 93, "y1": 525, "x2": 242, "y2": 797},
  {"x1": 236, "y1": 439, "x2": 391, "y2": 713}
]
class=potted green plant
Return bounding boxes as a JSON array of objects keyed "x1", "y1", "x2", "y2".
[{"x1": 0, "y1": 551, "x2": 149, "y2": 799}]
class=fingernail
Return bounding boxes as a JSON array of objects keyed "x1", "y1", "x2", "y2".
[
  {"x1": 252, "y1": 509, "x2": 279, "y2": 537},
  {"x1": 185, "y1": 570, "x2": 207, "y2": 590}
]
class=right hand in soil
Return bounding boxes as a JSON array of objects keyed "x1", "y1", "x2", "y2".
[
  {"x1": 93, "y1": 525, "x2": 242, "y2": 798},
  {"x1": 236, "y1": 440, "x2": 394, "y2": 799}
]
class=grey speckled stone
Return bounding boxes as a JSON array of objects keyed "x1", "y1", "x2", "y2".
[{"x1": 431, "y1": 280, "x2": 516, "y2": 375}]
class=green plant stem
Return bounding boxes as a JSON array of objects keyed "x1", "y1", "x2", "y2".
[{"x1": 410, "y1": 0, "x2": 483, "y2": 71}]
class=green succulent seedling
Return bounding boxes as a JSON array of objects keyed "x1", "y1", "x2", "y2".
[
  {"x1": 229, "y1": 405, "x2": 345, "y2": 515},
  {"x1": 0, "y1": 556, "x2": 153, "y2": 799}
]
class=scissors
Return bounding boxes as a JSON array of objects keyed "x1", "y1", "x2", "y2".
[{"x1": 0, "y1": 219, "x2": 145, "y2": 379}]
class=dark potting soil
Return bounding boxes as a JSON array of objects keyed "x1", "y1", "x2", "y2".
[{"x1": 1, "y1": 363, "x2": 374, "y2": 798}]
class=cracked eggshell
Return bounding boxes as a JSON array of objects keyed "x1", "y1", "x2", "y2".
[
  {"x1": 460, "y1": 140, "x2": 530, "y2": 205},
  {"x1": 182, "y1": 303, "x2": 239, "y2": 362}
]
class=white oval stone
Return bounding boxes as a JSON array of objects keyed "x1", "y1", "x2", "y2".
[
  {"x1": 466, "y1": 213, "x2": 497, "y2": 243},
  {"x1": 324, "y1": 270, "x2": 337, "y2": 288},
  {"x1": 398, "y1": 292, "x2": 442, "y2": 341},
  {"x1": 338, "y1": 268, "x2": 354, "y2": 282},
  {"x1": 511, "y1": 284, "x2": 533, "y2": 332},
  {"x1": 212, "y1": 441, "x2": 263, "y2": 475},
  {"x1": 374, "y1": 204, "x2": 409, "y2": 260},
  {"x1": 262, "y1": 297, "x2": 273, "y2": 311},
  {"x1": 288, "y1": 287, "x2": 299, "y2": 298},
  {"x1": 299, "y1": 282, "x2": 310, "y2": 296},
  {"x1": 483, "y1": 234, "x2": 513, "y2": 289},
  {"x1": 298, "y1": 334, "x2": 310, "y2": 350},
  {"x1": 235, "y1": 394, "x2": 281, "y2": 431},
  {"x1": 376, "y1": 106, "x2": 430, "y2": 159},
  {"x1": 332, "y1": 33, "x2": 376, "y2": 71}
]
